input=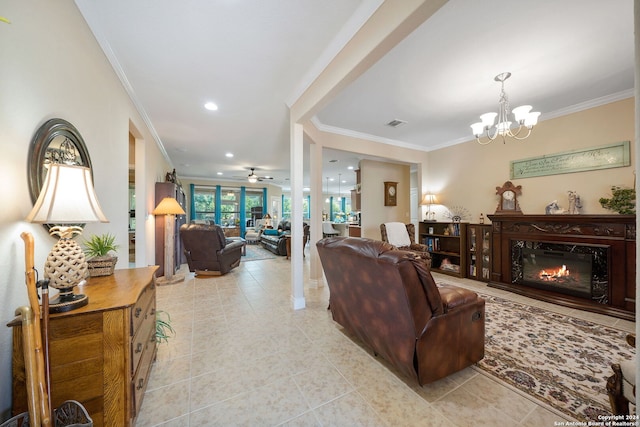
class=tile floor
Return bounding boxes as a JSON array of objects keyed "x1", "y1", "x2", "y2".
[{"x1": 135, "y1": 251, "x2": 635, "y2": 426}]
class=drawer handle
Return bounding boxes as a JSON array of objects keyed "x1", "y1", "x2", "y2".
[
  {"x1": 150, "y1": 335, "x2": 156, "y2": 343},
  {"x1": 135, "y1": 307, "x2": 142, "y2": 318},
  {"x1": 150, "y1": 308, "x2": 156, "y2": 316},
  {"x1": 136, "y1": 379, "x2": 144, "y2": 390},
  {"x1": 135, "y1": 342, "x2": 143, "y2": 353}
]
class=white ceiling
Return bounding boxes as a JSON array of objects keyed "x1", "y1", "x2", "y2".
[{"x1": 75, "y1": 0, "x2": 634, "y2": 192}]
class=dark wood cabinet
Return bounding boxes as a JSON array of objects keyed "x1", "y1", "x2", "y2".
[
  {"x1": 488, "y1": 214, "x2": 635, "y2": 320},
  {"x1": 466, "y1": 224, "x2": 492, "y2": 282},
  {"x1": 419, "y1": 222, "x2": 466, "y2": 278},
  {"x1": 155, "y1": 182, "x2": 186, "y2": 276}
]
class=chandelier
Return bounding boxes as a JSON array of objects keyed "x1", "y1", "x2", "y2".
[{"x1": 470, "y1": 72, "x2": 540, "y2": 145}]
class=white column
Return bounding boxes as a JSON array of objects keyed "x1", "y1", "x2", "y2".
[
  {"x1": 309, "y1": 141, "x2": 324, "y2": 288},
  {"x1": 290, "y1": 122, "x2": 305, "y2": 310}
]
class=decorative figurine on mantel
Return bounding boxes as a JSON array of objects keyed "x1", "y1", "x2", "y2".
[
  {"x1": 545, "y1": 200, "x2": 565, "y2": 215},
  {"x1": 567, "y1": 191, "x2": 582, "y2": 214}
]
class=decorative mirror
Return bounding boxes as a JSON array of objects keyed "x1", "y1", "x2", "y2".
[{"x1": 28, "y1": 118, "x2": 93, "y2": 204}]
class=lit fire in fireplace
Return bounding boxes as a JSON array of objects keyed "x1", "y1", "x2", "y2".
[{"x1": 538, "y1": 265, "x2": 570, "y2": 281}]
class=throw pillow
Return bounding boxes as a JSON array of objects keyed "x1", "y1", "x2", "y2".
[{"x1": 263, "y1": 229, "x2": 280, "y2": 236}]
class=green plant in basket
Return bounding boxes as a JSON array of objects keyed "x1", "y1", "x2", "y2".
[
  {"x1": 155, "y1": 310, "x2": 175, "y2": 344},
  {"x1": 84, "y1": 233, "x2": 119, "y2": 258},
  {"x1": 599, "y1": 186, "x2": 636, "y2": 215},
  {"x1": 83, "y1": 233, "x2": 119, "y2": 277}
]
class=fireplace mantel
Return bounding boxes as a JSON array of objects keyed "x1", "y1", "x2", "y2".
[{"x1": 488, "y1": 214, "x2": 635, "y2": 320}]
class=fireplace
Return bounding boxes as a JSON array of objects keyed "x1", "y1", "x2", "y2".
[
  {"x1": 488, "y1": 214, "x2": 635, "y2": 320},
  {"x1": 517, "y1": 245, "x2": 599, "y2": 300}
]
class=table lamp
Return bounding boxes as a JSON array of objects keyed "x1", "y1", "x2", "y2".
[
  {"x1": 263, "y1": 213, "x2": 272, "y2": 228},
  {"x1": 152, "y1": 197, "x2": 186, "y2": 285},
  {"x1": 420, "y1": 193, "x2": 438, "y2": 222},
  {"x1": 25, "y1": 164, "x2": 109, "y2": 313}
]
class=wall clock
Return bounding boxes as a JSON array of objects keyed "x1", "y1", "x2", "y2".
[
  {"x1": 384, "y1": 181, "x2": 397, "y2": 206},
  {"x1": 495, "y1": 181, "x2": 523, "y2": 214}
]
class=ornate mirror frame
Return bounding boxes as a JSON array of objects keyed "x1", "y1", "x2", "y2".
[{"x1": 28, "y1": 118, "x2": 94, "y2": 204}]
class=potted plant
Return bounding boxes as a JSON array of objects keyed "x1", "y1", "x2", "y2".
[
  {"x1": 155, "y1": 310, "x2": 175, "y2": 344},
  {"x1": 83, "y1": 233, "x2": 119, "y2": 277},
  {"x1": 599, "y1": 186, "x2": 636, "y2": 214}
]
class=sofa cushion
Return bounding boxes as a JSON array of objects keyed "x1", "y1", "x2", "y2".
[{"x1": 263, "y1": 229, "x2": 280, "y2": 236}]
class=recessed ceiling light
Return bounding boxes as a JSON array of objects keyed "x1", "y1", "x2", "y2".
[
  {"x1": 204, "y1": 102, "x2": 218, "y2": 111},
  {"x1": 217, "y1": 172, "x2": 223, "y2": 175},
  {"x1": 225, "y1": 153, "x2": 233, "y2": 158},
  {"x1": 347, "y1": 166, "x2": 354, "y2": 170}
]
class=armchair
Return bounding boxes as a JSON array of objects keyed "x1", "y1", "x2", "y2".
[
  {"x1": 607, "y1": 333, "x2": 636, "y2": 415},
  {"x1": 180, "y1": 223, "x2": 244, "y2": 275},
  {"x1": 317, "y1": 237, "x2": 485, "y2": 385},
  {"x1": 380, "y1": 222, "x2": 431, "y2": 267}
]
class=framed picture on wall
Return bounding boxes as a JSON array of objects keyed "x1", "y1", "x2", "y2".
[{"x1": 384, "y1": 181, "x2": 397, "y2": 206}]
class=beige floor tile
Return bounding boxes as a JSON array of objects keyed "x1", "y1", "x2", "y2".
[
  {"x1": 293, "y1": 362, "x2": 354, "y2": 409},
  {"x1": 460, "y1": 373, "x2": 537, "y2": 423},
  {"x1": 431, "y1": 384, "x2": 519, "y2": 426},
  {"x1": 136, "y1": 379, "x2": 190, "y2": 426},
  {"x1": 312, "y1": 391, "x2": 386, "y2": 426},
  {"x1": 133, "y1": 259, "x2": 627, "y2": 426}
]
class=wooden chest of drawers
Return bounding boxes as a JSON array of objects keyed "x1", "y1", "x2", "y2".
[{"x1": 9, "y1": 266, "x2": 158, "y2": 427}]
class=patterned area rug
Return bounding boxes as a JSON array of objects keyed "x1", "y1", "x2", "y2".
[
  {"x1": 466, "y1": 290, "x2": 634, "y2": 421},
  {"x1": 244, "y1": 244, "x2": 277, "y2": 261}
]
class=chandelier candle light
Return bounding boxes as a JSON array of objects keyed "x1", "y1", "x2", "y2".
[
  {"x1": 470, "y1": 72, "x2": 540, "y2": 145},
  {"x1": 25, "y1": 164, "x2": 109, "y2": 313}
]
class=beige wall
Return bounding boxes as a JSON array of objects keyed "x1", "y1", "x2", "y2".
[
  {"x1": 360, "y1": 160, "x2": 411, "y2": 238},
  {"x1": 0, "y1": 1, "x2": 171, "y2": 418},
  {"x1": 426, "y1": 98, "x2": 635, "y2": 222}
]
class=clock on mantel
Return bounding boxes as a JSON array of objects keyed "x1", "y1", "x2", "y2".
[{"x1": 494, "y1": 181, "x2": 523, "y2": 215}]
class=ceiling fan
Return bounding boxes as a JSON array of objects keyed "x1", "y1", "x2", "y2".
[{"x1": 247, "y1": 168, "x2": 273, "y2": 183}]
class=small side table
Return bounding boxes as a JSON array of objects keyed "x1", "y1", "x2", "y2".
[{"x1": 285, "y1": 235, "x2": 306, "y2": 260}]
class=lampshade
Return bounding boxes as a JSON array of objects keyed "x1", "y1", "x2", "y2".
[
  {"x1": 26, "y1": 164, "x2": 109, "y2": 224},
  {"x1": 420, "y1": 194, "x2": 438, "y2": 205},
  {"x1": 152, "y1": 197, "x2": 186, "y2": 216}
]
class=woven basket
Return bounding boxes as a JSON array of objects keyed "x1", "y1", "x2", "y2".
[{"x1": 87, "y1": 256, "x2": 117, "y2": 277}]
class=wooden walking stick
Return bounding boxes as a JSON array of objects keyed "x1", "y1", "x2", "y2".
[
  {"x1": 21, "y1": 231, "x2": 52, "y2": 426},
  {"x1": 15, "y1": 305, "x2": 40, "y2": 426}
]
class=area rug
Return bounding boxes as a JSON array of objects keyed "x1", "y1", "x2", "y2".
[
  {"x1": 243, "y1": 244, "x2": 277, "y2": 261},
  {"x1": 442, "y1": 285, "x2": 635, "y2": 421}
]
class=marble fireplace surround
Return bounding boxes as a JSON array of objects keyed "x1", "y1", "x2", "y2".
[{"x1": 487, "y1": 214, "x2": 636, "y2": 321}]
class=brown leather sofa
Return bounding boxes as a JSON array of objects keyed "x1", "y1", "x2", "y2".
[
  {"x1": 180, "y1": 223, "x2": 244, "y2": 275},
  {"x1": 316, "y1": 236, "x2": 485, "y2": 385}
]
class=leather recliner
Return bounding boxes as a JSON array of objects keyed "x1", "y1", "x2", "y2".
[
  {"x1": 380, "y1": 222, "x2": 431, "y2": 268},
  {"x1": 180, "y1": 223, "x2": 244, "y2": 275},
  {"x1": 316, "y1": 236, "x2": 485, "y2": 385}
]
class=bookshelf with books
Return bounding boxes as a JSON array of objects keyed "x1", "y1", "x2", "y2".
[
  {"x1": 419, "y1": 222, "x2": 466, "y2": 278},
  {"x1": 466, "y1": 224, "x2": 492, "y2": 282}
]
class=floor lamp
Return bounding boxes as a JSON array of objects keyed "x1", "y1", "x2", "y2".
[{"x1": 153, "y1": 197, "x2": 186, "y2": 285}]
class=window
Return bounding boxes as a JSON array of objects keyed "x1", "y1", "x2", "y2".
[
  {"x1": 220, "y1": 187, "x2": 239, "y2": 226},
  {"x1": 245, "y1": 189, "x2": 263, "y2": 225},
  {"x1": 193, "y1": 186, "x2": 215, "y2": 221},
  {"x1": 281, "y1": 196, "x2": 310, "y2": 220}
]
